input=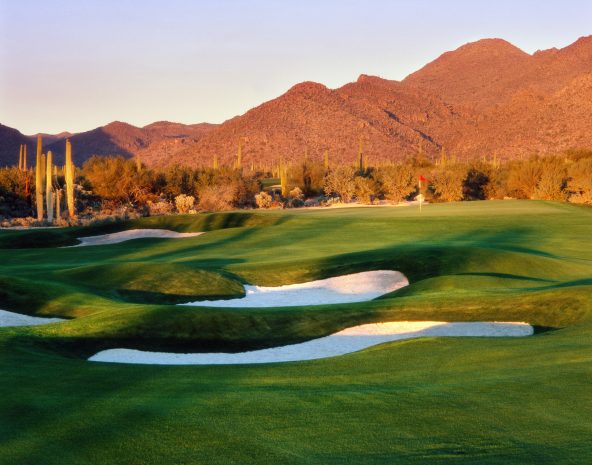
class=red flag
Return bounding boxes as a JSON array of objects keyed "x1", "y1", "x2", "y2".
[{"x1": 418, "y1": 175, "x2": 427, "y2": 183}]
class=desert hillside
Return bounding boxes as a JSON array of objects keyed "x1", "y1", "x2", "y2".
[{"x1": 1, "y1": 36, "x2": 591, "y2": 168}]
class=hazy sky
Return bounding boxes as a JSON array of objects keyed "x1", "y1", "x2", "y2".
[{"x1": 1, "y1": 0, "x2": 591, "y2": 134}]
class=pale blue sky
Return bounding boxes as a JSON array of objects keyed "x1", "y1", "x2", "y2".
[{"x1": 1, "y1": 0, "x2": 591, "y2": 134}]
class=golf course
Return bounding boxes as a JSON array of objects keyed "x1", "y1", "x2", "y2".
[{"x1": 1, "y1": 200, "x2": 591, "y2": 464}]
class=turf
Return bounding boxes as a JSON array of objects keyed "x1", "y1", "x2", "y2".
[{"x1": 1, "y1": 200, "x2": 591, "y2": 464}]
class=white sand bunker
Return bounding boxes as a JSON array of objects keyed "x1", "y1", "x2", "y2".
[
  {"x1": 89, "y1": 321, "x2": 533, "y2": 365},
  {"x1": 0, "y1": 309, "x2": 65, "y2": 327},
  {"x1": 66, "y1": 229, "x2": 203, "y2": 247},
  {"x1": 180, "y1": 270, "x2": 409, "y2": 308}
]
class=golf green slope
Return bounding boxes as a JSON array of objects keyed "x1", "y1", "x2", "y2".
[{"x1": 1, "y1": 200, "x2": 591, "y2": 464}]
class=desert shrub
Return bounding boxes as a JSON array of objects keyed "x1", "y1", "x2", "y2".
[
  {"x1": 289, "y1": 187, "x2": 303, "y2": 200},
  {"x1": 255, "y1": 191, "x2": 273, "y2": 209},
  {"x1": 567, "y1": 157, "x2": 592, "y2": 204},
  {"x1": 197, "y1": 184, "x2": 235, "y2": 211},
  {"x1": 323, "y1": 166, "x2": 356, "y2": 202},
  {"x1": 506, "y1": 159, "x2": 543, "y2": 199},
  {"x1": 195, "y1": 168, "x2": 258, "y2": 211},
  {"x1": 533, "y1": 158, "x2": 567, "y2": 200},
  {"x1": 375, "y1": 164, "x2": 416, "y2": 202},
  {"x1": 483, "y1": 166, "x2": 509, "y2": 199},
  {"x1": 147, "y1": 200, "x2": 174, "y2": 216},
  {"x1": 162, "y1": 165, "x2": 197, "y2": 198},
  {"x1": 463, "y1": 165, "x2": 490, "y2": 200},
  {"x1": 289, "y1": 162, "x2": 325, "y2": 196},
  {"x1": 354, "y1": 176, "x2": 378, "y2": 204},
  {"x1": 0, "y1": 167, "x2": 32, "y2": 217},
  {"x1": 82, "y1": 156, "x2": 157, "y2": 204},
  {"x1": 174, "y1": 194, "x2": 195, "y2": 213},
  {"x1": 286, "y1": 197, "x2": 304, "y2": 208},
  {"x1": 234, "y1": 176, "x2": 260, "y2": 208},
  {"x1": 430, "y1": 165, "x2": 466, "y2": 202}
]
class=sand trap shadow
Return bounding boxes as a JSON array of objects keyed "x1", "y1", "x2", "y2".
[
  {"x1": 63, "y1": 229, "x2": 204, "y2": 247},
  {"x1": 89, "y1": 321, "x2": 534, "y2": 365},
  {"x1": 179, "y1": 270, "x2": 409, "y2": 307}
]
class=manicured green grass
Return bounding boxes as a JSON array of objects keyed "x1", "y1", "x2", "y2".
[{"x1": 1, "y1": 200, "x2": 591, "y2": 464}]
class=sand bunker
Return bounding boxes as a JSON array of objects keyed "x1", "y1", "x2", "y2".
[
  {"x1": 66, "y1": 229, "x2": 203, "y2": 247},
  {"x1": 180, "y1": 270, "x2": 409, "y2": 307},
  {"x1": 0, "y1": 309, "x2": 65, "y2": 327},
  {"x1": 89, "y1": 321, "x2": 533, "y2": 365}
]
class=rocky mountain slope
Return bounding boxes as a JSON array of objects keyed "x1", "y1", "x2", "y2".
[{"x1": 2, "y1": 35, "x2": 590, "y2": 168}]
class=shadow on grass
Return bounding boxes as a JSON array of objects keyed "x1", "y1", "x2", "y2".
[
  {"x1": 5, "y1": 223, "x2": 590, "y2": 358},
  {"x1": 0, "y1": 210, "x2": 291, "y2": 249},
  {"x1": 453, "y1": 272, "x2": 557, "y2": 283}
]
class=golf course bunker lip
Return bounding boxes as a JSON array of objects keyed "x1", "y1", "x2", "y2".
[
  {"x1": 64, "y1": 229, "x2": 204, "y2": 247},
  {"x1": 179, "y1": 270, "x2": 409, "y2": 308},
  {"x1": 0, "y1": 309, "x2": 65, "y2": 327},
  {"x1": 88, "y1": 321, "x2": 534, "y2": 365}
]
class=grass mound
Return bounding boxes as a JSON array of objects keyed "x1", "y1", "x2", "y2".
[{"x1": 53, "y1": 263, "x2": 244, "y2": 304}]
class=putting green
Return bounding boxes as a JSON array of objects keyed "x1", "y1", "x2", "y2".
[{"x1": 1, "y1": 200, "x2": 591, "y2": 464}]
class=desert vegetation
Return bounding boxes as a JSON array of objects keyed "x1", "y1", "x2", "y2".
[{"x1": 1, "y1": 141, "x2": 591, "y2": 226}]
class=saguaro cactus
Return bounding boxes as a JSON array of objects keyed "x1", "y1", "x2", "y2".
[
  {"x1": 324, "y1": 150, "x2": 329, "y2": 171},
  {"x1": 23, "y1": 144, "x2": 27, "y2": 171},
  {"x1": 358, "y1": 137, "x2": 364, "y2": 174},
  {"x1": 236, "y1": 140, "x2": 242, "y2": 170},
  {"x1": 55, "y1": 188, "x2": 62, "y2": 221},
  {"x1": 35, "y1": 136, "x2": 44, "y2": 221},
  {"x1": 280, "y1": 161, "x2": 288, "y2": 197},
  {"x1": 46, "y1": 151, "x2": 54, "y2": 223},
  {"x1": 65, "y1": 139, "x2": 75, "y2": 217},
  {"x1": 18, "y1": 145, "x2": 23, "y2": 170},
  {"x1": 212, "y1": 153, "x2": 219, "y2": 170}
]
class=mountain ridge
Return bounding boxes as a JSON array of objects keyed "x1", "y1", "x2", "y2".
[{"x1": 1, "y1": 35, "x2": 590, "y2": 168}]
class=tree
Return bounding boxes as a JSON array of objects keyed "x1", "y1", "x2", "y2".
[
  {"x1": 431, "y1": 165, "x2": 466, "y2": 202},
  {"x1": 507, "y1": 159, "x2": 543, "y2": 199},
  {"x1": 323, "y1": 166, "x2": 356, "y2": 202},
  {"x1": 354, "y1": 176, "x2": 378, "y2": 204},
  {"x1": 163, "y1": 165, "x2": 196, "y2": 198},
  {"x1": 375, "y1": 164, "x2": 416, "y2": 202},
  {"x1": 566, "y1": 157, "x2": 592, "y2": 204},
  {"x1": 288, "y1": 161, "x2": 324, "y2": 197},
  {"x1": 82, "y1": 156, "x2": 156, "y2": 204},
  {"x1": 533, "y1": 158, "x2": 567, "y2": 200},
  {"x1": 463, "y1": 164, "x2": 490, "y2": 200},
  {"x1": 483, "y1": 166, "x2": 509, "y2": 200},
  {"x1": 195, "y1": 167, "x2": 258, "y2": 210}
]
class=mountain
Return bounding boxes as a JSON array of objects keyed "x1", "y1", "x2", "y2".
[
  {"x1": 0, "y1": 124, "x2": 33, "y2": 168},
  {"x1": 173, "y1": 35, "x2": 592, "y2": 166},
  {"x1": 1, "y1": 121, "x2": 217, "y2": 167},
  {"x1": 2, "y1": 35, "x2": 591, "y2": 168},
  {"x1": 404, "y1": 36, "x2": 592, "y2": 110},
  {"x1": 403, "y1": 38, "x2": 532, "y2": 110},
  {"x1": 403, "y1": 35, "x2": 592, "y2": 158},
  {"x1": 137, "y1": 122, "x2": 217, "y2": 168},
  {"x1": 173, "y1": 76, "x2": 469, "y2": 167},
  {"x1": 44, "y1": 121, "x2": 217, "y2": 166},
  {"x1": 455, "y1": 73, "x2": 592, "y2": 158},
  {"x1": 28, "y1": 132, "x2": 73, "y2": 147}
]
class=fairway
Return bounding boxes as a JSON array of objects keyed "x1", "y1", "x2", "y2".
[{"x1": 1, "y1": 200, "x2": 591, "y2": 464}]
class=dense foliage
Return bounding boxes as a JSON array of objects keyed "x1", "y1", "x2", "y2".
[{"x1": 1, "y1": 149, "x2": 592, "y2": 224}]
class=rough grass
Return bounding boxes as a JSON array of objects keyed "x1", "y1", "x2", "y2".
[{"x1": 0, "y1": 200, "x2": 591, "y2": 464}]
